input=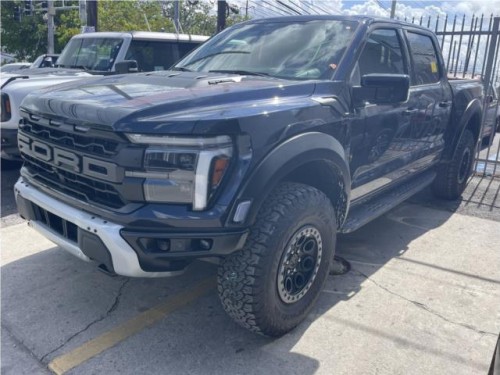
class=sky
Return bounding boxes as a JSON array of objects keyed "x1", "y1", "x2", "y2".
[
  {"x1": 235, "y1": 0, "x2": 500, "y2": 20},
  {"x1": 227, "y1": 0, "x2": 500, "y2": 81}
]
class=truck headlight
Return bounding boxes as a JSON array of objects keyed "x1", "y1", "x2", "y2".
[{"x1": 125, "y1": 135, "x2": 232, "y2": 210}]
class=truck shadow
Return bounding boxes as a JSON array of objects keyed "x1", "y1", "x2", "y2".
[
  {"x1": 0, "y1": 162, "x2": 21, "y2": 219},
  {"x1": 2, "y1": 201, "x2": 482, "y2": 374}
]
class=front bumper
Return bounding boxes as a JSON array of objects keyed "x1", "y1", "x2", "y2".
[{"x1": 14, "y1": 178, "x2": 248, "y2": 277}]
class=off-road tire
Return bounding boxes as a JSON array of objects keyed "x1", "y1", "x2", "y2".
[
  {"x1": 217, "y1": 182, "x2": 336, "y2": 337},
  {"x1": 432, "y1": 129, "x2": 475, "y2": 200}
]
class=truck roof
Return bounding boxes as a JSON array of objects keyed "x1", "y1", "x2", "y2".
[
  {"x1": 70, "y1": 31, "x2": 209, "y2": 43},
  {"x1": 247, "y1": 15, "x2": 432, "y2": 32}
]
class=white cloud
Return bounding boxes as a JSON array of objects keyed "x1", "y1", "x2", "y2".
[
  {"x1": 235, "y1": 0, "x2": 498, "y2": 79},
  {"x1": 441, "y1": 0, "x2": 500, "y2": 16}
]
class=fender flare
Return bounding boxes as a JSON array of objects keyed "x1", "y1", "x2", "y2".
[
  {"x1": 443, "y1": 98, "x2": 482, "y2": 161},
  {"x1": 227, "y1": 132, "x2": 351, "y2": 227}
]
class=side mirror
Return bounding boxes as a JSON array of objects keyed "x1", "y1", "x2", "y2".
[
  {"x1": 352, "y1": 74, "x2": 410, "y2": 106},
  {"x1": 114, "y1": 60, "x2": 139, "y2": 74}
]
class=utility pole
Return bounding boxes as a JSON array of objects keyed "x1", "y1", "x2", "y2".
[
  {"x1": 174, "y1": 0, "x2": 180, "y2": 34},
  {"x1": 217, "y1": 1, "x2": 226, "y2": 33},
  {"x1": 390, "y1": 0, "x2": 397, "y2": 19},
  {"x1": 86, "y1": 0, "x2": 98, "y2": 32},
  {"x1": 47, "y1": 0, "x2": 55, "y2": 53}
]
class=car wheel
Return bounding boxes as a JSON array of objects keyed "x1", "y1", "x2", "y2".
[
  {"x1": 432, "y1": 129, "x2": 475, "y2": 200},
  {"x1": 217, "y1": 182, "x2": 336, "y2": 337}
]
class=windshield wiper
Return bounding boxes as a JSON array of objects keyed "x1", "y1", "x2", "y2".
[
  {"x1": 182, "y1": 50, "x2": 250, "y2": 67},
  {"x1": 208, "y1": 69, "x2": 271, "y2": 77},
  {"x1": 171, "y1": 66, "x2": 193, "y2": 72},
  {"x1": 70, "y1": 65, "x2": 89, "y2": 71}
]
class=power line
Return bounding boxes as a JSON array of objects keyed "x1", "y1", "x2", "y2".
[
  {"x1": 299, "y1": 0, "x2": 321, "y2": 15},
  {"x1": 259, "y1": 0, "x2": 295, "y2": 15},
  {"x1": 276, "y1": 0, "x2": 302, "y2": 15},
  {"x1": 288, "y1": 0, "x2": 312, "y2": 15},
  {"x1": 312, "y1": 1, "x2": 337, "y2": 15},
  {"x1": 376, "y1": 0, "x2": 388, "y2": 11}
]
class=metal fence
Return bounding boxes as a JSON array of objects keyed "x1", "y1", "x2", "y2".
[{"x1": 404, "y1": 14, "x2": 500, "y2": 177}]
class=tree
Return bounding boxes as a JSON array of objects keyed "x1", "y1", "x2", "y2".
[
  {"x1": 1, "y1": 0, "x2": 80, "y2": 60},
  {"x1": 1, "y1": 0, "x2": 250, "y2": 61},
  {"x1": 98, "y1": 1, "x2": 172, "y2": 32},
  {"x1": 157, "y1": 1, "x2": 248, "y2": 35},
  {"x1": 1, "y1": 1, "x2": 48, "y2": 60}
]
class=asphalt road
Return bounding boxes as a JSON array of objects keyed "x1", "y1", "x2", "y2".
[{"x1": 1, "y1": 160, "x2": 500, "y2": 375}]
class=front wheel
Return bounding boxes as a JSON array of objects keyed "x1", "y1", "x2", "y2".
[
  {"x1": 217, "y1": 182, "x2": 336, "y2": 337},
  {"x1": 432, "y1": 129, "x2": 475, "y2": 200}
]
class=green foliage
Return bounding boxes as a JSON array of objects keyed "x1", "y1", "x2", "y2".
[
  {"x1": 1, "y1": 1, "x2": 48, "y2": 60},
  {"x1": 1, "y1": 0, "x2": 249, "y2": 61},
  {"x1": 98, "y1": 1, "x2": 172, "y2": 32},
  {"x1": 56, "y1": 9, "x2": 81, "y2": 49},
  {"x1": 156, "y1": 1, "x2": 249, "y2": 36}
]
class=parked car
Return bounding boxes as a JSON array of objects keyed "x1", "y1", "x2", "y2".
[
  {"x1": 0, "y1": 31, "x2": 208, "y2": 160},
  {"x1": 0, "y1": 62, "x2": 31, "y2": 73},
  {"x1": 30, "y1": 54, "x2": 60, "y2": 69},
  {"x1": 15, "y1": 16, "x2": 485, "y2": 336}
]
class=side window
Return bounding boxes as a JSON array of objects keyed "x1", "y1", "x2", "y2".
[
  {"x1": 126, "y1": 41, "x2": 178, "y2": 72},
  {"x1": 406, "y1": 32, "x2": 441, "y2": 85},
  {"x1": 126, "y1": 41, "x2": 202, "y2": 72},
  {"x1": 352, "y1": 28, "x2": 406, "y2": 84}
]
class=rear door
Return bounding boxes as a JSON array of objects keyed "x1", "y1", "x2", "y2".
[{"x1": 403, "y1": 30, "x2": 452, "y2": 163}]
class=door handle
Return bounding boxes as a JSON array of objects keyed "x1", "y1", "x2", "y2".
[
  {"x1": 439, "y1": 101, "x2": 451, "y2": 108},
  {"x1": 402, "y1": 109, "x2": 418, "y2": 116}
]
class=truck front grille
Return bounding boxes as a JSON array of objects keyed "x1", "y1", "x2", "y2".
[
  {"x1": 23, "y1": 154, "x2": 125, "y2": 209},
  {"x1": 21, "y1": 120, "x2": 119, "y2": 157}
]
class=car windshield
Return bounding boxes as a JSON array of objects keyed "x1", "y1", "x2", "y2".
[
  {"x1": 56, "y1": 37, "x2": 123, "y2": 71},
  {"x1": 175, "y1": 19, "x2": 358, "y2": 80}
]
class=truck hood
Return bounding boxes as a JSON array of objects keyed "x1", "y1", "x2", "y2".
[
  {"x1": 2, "y1": 69, "x2": 95, "y2": 90},
  {"x1": 5, "y1": 67, "x2": 94, "y2": 77},
  {"x1": 21, "y1": 71, "x2": 317, "y2": 133}
]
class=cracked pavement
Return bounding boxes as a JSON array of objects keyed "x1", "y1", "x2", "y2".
[
  {"x1": 2, "y1": 185, "x2": 500, "y2": 374},
  {"x1": 351, "y1": 268, "x2": 497, "y2": 337},
  {"x1": 39, "y1": 278, "x2": 130, "y2": 363}
]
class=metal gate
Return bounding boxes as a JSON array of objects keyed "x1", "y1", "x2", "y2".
[{"x1": 404, "y1": 14, "x2": 500, "y2": 177}]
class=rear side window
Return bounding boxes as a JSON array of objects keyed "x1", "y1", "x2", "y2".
[
  {"x1": 406, "y1": 32, "x2": 441, "y2": 85},
  {"x1": 126, "y1": 40, "x2": 199, "y2": 72}
]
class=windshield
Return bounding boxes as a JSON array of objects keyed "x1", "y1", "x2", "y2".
[
  {"x1": 175, "y1": 19, "x2": 358, "y2": 80},
  {"x1": 56, "y1": 37, "x2": 123, "y2": 71}
]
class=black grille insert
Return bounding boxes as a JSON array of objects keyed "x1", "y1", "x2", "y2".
[
  {"x1": 32, "y1": 203, "x2": 78, "y2": 243},
  {"x1": 21, "y1": 121, "x2": 119, "y2": 156},
  {"x1": 23, "y1": 155, "x2": 125, "y2": 209}
]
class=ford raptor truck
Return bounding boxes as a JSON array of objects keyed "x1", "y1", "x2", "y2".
[
  {"x1": 14, "y1": 16, "x2": 484, "y2": 336},
  {"x1": 1, "y1": 31, "x2": 208, "y2": 160}
]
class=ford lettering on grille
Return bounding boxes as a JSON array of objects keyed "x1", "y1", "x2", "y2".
[{"x1": 18, "y1": 133, "x2": 122, "y2": 183}]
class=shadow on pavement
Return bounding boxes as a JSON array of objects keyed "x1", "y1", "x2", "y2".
[
  {"x1": 1, "y1": 200, "x2": 460, "y2": 374},
  {"x1": 1, "y1": 161, "x2": 21, "y2": 220}
]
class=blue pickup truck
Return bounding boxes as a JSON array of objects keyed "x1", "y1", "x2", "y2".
[{"x1": 15, "y1": 16, "x2": 484, "y2": 336}]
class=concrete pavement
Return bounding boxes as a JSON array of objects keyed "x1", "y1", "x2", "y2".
[{"x1": 1, "y1": 201, "x2": 499, "y2": 374}]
